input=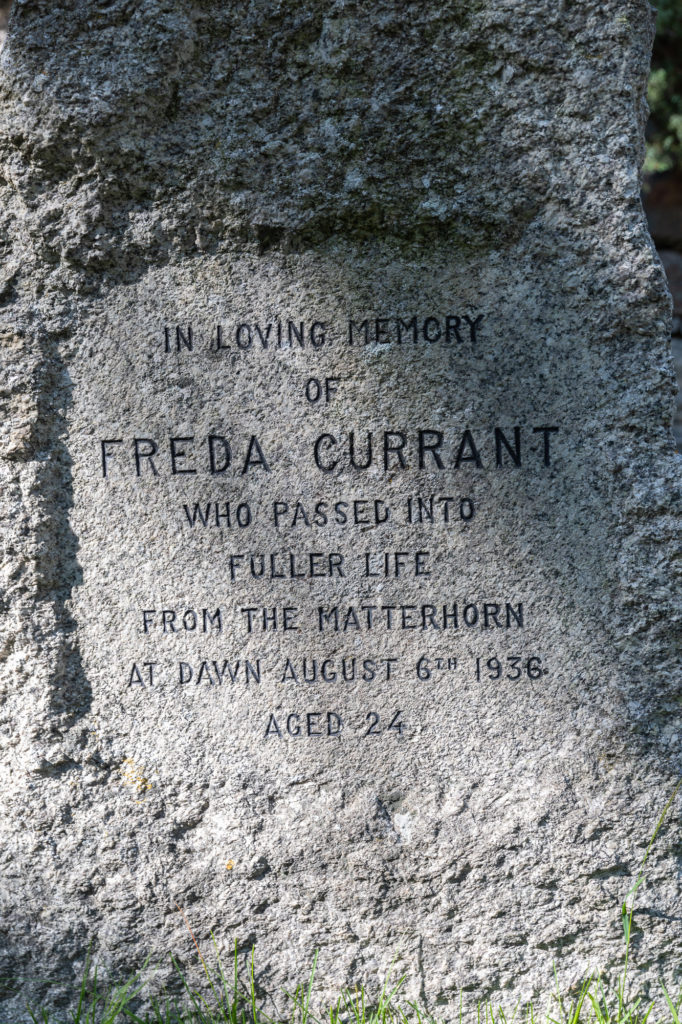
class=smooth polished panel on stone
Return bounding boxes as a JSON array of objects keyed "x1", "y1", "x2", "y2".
[{"x1": 0, "y1": 0, "x2": 680, "y2": 1016}]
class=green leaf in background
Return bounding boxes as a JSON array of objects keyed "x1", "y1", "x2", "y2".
[{"x1": 646, "y1": 0, "x2": 682, "y2": 175}]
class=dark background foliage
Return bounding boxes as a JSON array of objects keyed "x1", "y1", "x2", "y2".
[{"x1": 646, "y1": 0, "x2": 682, "y2": 175}]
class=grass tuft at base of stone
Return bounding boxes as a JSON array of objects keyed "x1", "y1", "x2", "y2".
[{"x1": 11, "y1": 945, "x2": 682, "y2": 1024}]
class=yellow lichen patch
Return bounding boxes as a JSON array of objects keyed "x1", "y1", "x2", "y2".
[
  {"x1": 120, "y1": 758, "x2": 153, "y2": 802},
  {"x1": 225, "y1": 860, "x2": 235, "y2": 870}
]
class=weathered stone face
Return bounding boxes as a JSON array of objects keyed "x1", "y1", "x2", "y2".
[{"x1": 0, "y1": 0, "x2": 680, "y2": 1015}]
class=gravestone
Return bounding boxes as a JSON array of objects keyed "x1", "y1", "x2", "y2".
[{"x1": 0, "y1": 0, "x2": 680, "y2": 1014}]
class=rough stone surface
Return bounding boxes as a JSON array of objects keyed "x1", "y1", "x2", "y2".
[
  {"x1": 658, "y1": 253, "x2": 682, "y2": 446},
  {"x1": 672, "y1": 334, "x2": 682, "y2": 448},
  {"x1": 0, "y1": 0, "x2": 681, "y2": 1017}
]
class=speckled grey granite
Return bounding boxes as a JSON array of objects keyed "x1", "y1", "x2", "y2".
[{"x1": 0, "y1": 0, "x2": 680, "y2": 1017}]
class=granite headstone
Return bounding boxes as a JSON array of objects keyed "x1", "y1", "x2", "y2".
[{"x1": 0, "y1": 0, "x2": 680, "y2": 1015}]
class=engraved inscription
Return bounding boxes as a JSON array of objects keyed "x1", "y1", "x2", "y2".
[{"x1": 84, "y1": 307, "x2": 562, "y2": 738}]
